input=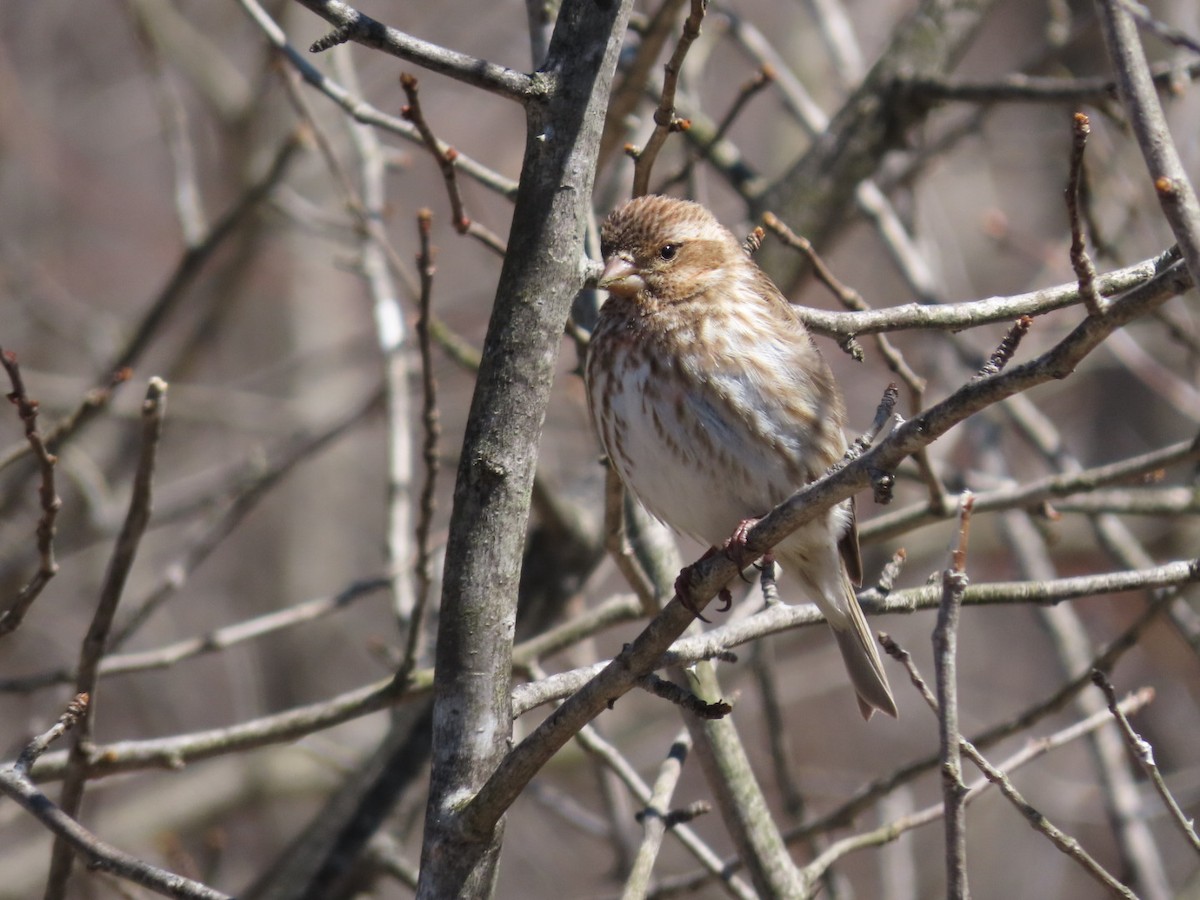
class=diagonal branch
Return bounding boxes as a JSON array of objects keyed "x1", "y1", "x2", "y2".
[
  {"x1": 292, "y1": 0, "x2": 535, "y2": 103},
  {"x1": 238, "y1": 0, "x2": 517, "y2": 198},
  {"x1": 1, "y1": 694, "x2": 227, "y2": 900},
  {"x1": 793, "y1": 247, "x2": 1182, "y2": 337},
  {"x1": 46, "y1": 379, "x2": 168, "y2": 899},
  {"x1": 400, "y1": 73, "x2": 507, "y2": 253},
  {"x1": 1096, "y1": 0, "x2": 1200, "y2": 286}
]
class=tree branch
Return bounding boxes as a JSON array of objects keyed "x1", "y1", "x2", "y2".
[
  {"x1": 415, "y1": 1, "x2": 634, "y2": 895},
  {"x1": 292, "y1": 0, "x2": 535, "y2": 103},
  {"x1": 1096, "y1": 0, "x2": 1200, "y2": 287}
]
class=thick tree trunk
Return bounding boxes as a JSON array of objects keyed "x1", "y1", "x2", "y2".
[{"x1": 415, "y1": 2, "x2": 633, "y2": 896}]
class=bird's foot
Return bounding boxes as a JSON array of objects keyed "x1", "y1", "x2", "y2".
[
  {"x1": 723, "y1": 517, "x2": 766, "y2": 571},
  {"x1": 674, "y1": 547, "x2": 735, "y2": 623},
  {"x1": 675, "y1": 555, "x2": 711, "y2": 623},
  {"x1": 674, "y1": 531, "x2": 755, "y2": 621}
]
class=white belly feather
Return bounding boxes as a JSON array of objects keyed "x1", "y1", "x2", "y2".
[{"x1": 591, "y1": 351, "x2": 849, "y2": 554}]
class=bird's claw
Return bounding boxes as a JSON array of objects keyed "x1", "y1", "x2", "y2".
[
  {"x1": 674, "y1": 566, "x2": 711, "y2": 623},
  {"x1": 723, "y1": 516, "x2": 766, "y2": 572},
  {"x1": 674, "y1": 537, "x2": 744, "y2": 620},
  {"x1": 674, "y1": 515, "x2": 769, "y2": 621},
  {"x1": 715, "y1": 586, "x2": 733, "y2": 613},
  {"x1": 727, "y1": 518, "x2": 759, "y2": 566}
]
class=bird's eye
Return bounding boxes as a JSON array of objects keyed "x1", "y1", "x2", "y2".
[{"x1": 658, "y1": 244, "x2": 679, "y2": 261}]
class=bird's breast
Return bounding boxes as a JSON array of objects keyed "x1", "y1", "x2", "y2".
[{"x1": 588, "y1": 319, "x2": 822, "y2": 547}]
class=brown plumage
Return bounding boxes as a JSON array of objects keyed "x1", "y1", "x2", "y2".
[{"x1": 585, "y1": 195, "x2": 897, "y2": 719}]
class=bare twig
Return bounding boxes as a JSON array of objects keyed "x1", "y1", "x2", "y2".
[
  {"x1": 0, "y1": 694, "x2": 228, "y2": 900},
  {"x1": 0, "y1": 578, "x2": 390, "y2": 693},
  {"x1": 30, "y1": 673, "x2": 412, "y2": 783},
  {"x1": 843, "y1": 382, "x2": 899, "y2": 465},
  {"x1": 705, "y1": 65, "x2": 774, "y2": 152},
  {"x1": 742, "y1": 225, "x2": 765, "y2": 256},
  {"x1": 335, "y1": 43, "x2": 416, "y2": 627},
  {"x1": 934, "y1": 492, "x2": 973, "y2": 899},
  {"x1": 715, "y1": 688, "x2": 1153, "y2": 898},
  {"x1": 631, "y1": 0, "x2": 708, "y2": 197},
  {"x1": 0, "y1": 349, "x2": 62, "y2": 636},
  {"x1": 761, "y1": 211, "x2": 861, "y2": 307},
  {"x1": 129, "y1": 14, "x2": 207, "y2": 245},
  {"x1": 597, "y1": 0, "x2": 688, "y2": 169},
  {"x1": 1092, "y1": 670, "x2": 1200, "y2": 854},
  {"x1": 750, "y1": 640, "x2": 803, "y2": 817},
  {"x1": 718, "y1": 9, "x2": 944, "y2": 303},
  {"x1": 1105, "y1": 328, "x2": 1200, "y2": 423},
  {"x1": 400, "y1": 208, "x2": 441, "y2": 680},
  {"x1": 762, "y1": 210, "x2": 950, "y2": 515},
  {"x1": 0, "y1": 367, "x2": 131, "y2": 474},
  {"x1": 603, "y1": 465, "x2": 661, "y2": 615},
  {"x1": 1066, "y1": 112, "x2": 1104, "y2": 316},
  {"x1": 1117, "y1": 0, "x2": 1200, "y2": 55},
  {"x1": 47, "y1": 378, "x2": 168, "y2": 899},
  {"x1": 508, "y1": 560, "x2": 1198, "y2": 720},
  {"x1": 400, "y1": 73, "x2": 506, "y2": 254},
  {"x1": 14, "y1": 694, "x2": 89, "y2": 776},
  {"x1": 986, "y1": 442, "x2": 1173, "y2": 899},
  {"x1": 18, "y1": 562, "x2": 1192, "y2": 789},
  {"x1": 656, "y1": 664, "x2": 1161, "y2": 897},
  {"x1": 518, "y1": 655, "x2": 752, "y2": 900},
  {"x1": 512, "y1": 593, "x2": 644, "y2": 672},
  {"x1": 274, "y1": 43, "x2": 490, "y2": 386},
  {"x1": 863, "y1": 436, "x2": 1200, "y2": 544},
  {"x1": 889, "y1": 644, "x2": 1138, "y2": 898},
  {"x1": 793, "y1": 247, "x2": 1183, "y2": 338},
  {"x1": 108, "y1": 385, "x2": 383, "y2": 650},
  {"x1": 400, "y1": 75, "x2": 464, "y2": 234},
  {"x1": 876, "y1": 548, "x2": 908, "y2": 594},
  {"x1": 293, "y1": 0, "x2": 534, "y2": 103},
  {"x1": 679, "y1": 660, "x2": 807, "y2": 897},
  {"x1": 1096, "y1": 0, "x2": 1200, "y2": 287},
  {"x1": 622, "y1": 731, "x2": 694, "y2": 900},
  {"x1": 575, "y1": 723, "x2": 756, "y2": 900},
  {"x1": 109, "y1": 137, "x2": 300, "y2": 411},
  {"x1": 975, "y1": 316, "x2": 1033, "y2": 379},
  {"x1": 237, "y1": 0, "x2": 517, "y2": 198},
  {"x1": 656, "y1": 64, "x2": 774, "y2": 193},
  {"x1": 636, "y1": 671, "x2": 731, "y2": 719},
  {"x1": 900, "y1": 58, "x2": 1200, "y2": 104}
]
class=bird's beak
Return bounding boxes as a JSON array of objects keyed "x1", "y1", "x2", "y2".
[{"x1": 597, "y1": 256, "x2": 644, "y2": 297}]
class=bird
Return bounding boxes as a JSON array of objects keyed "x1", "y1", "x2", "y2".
[{"x1": 585, "y1": 194, "x2": 897, "y2": 720}]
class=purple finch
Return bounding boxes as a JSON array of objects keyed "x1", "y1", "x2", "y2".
[{"x1": 586, "y1": 195, "x2": 897, "y2": 719}]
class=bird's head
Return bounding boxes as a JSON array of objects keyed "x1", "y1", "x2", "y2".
[{"x1": 598, "y1": 195, "x2": 741, "y2": 305}]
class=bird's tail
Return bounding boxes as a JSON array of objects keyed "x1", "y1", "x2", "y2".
[
  {"x1": 831, "y1": 593, "x2": 898, "y2": 720},
  {"x1": 784, "y1": 546, "x2": 898, "y2": 720}
]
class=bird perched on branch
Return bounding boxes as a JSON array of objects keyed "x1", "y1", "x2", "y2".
[{"x1": 586, "y1": 195, "x2": 897, "y2": 720}]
